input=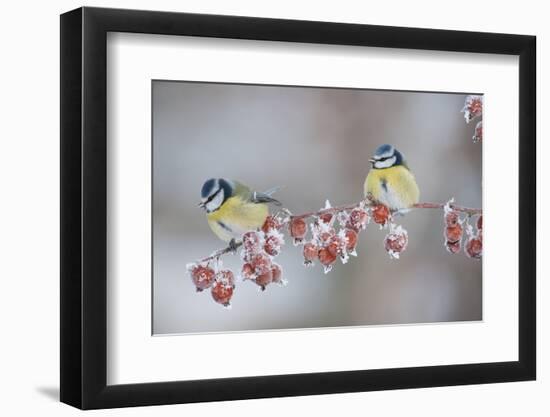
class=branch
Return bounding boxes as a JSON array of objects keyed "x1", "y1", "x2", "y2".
[
  {"x1": 290, "y1": 198, "x2": 481, "y2": 221},
  {"x1": 193, "y1": 198, "x2": 481, "y2": 265},
  {"x1": 412, "y1": 202, "x2": 482, "y2": 216},
  {"x1": 290, "y1": 199, "x2": 369, "y2": 220},
  {"x1": 197, "y1": 242, "x2": 243, "y2": 264}
]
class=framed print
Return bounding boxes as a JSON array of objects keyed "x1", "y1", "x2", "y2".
[{"x1": 60, "y1": 6, "x2": 536, "y2": 409}]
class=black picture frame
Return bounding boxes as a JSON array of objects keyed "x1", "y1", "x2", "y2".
[{"x1": 60, "y1": 6, "x2": 536, "y2": 410}]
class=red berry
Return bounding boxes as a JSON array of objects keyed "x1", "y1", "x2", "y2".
[
  {"x1": 446, "y1": 239, "x2": 461, "y2": 254},
  {"x1": 477, "y1": 215, "x2": 483, "y2": 230},
  {"x1": 251, "y1": 253, "x2": 272, "y2": 276},
  {"x1": 318, "y1": 212, "x2": 334, "y2": 224},
  {"x1": 215, "y1": 270, "x2": 235, "y2": 288},
  {"x1": 384, "y1": 228, "x2": 408, "y2": 258},
  {"x1": 462, "y1": 95, "x2": 483, "y2": 122},
  {"x1": 473, "y1": 121, "x2": 483, "y2": 143},
  {"x1": 344, "y1": 228, "x2": 358, "y2": 251},
  {"x1": 318, "y1": 247, "x2": 337, "y2": 267},
  {"x1": 242, "y1": 231, "x2": 263, "y2": 254},
  {"x1": 190, "y1": 265, "x2": 215, "y2": 291},
  {"x1": 241, "y1": 263, "x2": 255, "y2": 280},
  {"x1": 347, "y1": 208, "x2": 369, "y2": 231},
  {"x1": 271, "y1": 263, "x2": 283, "y2": 284},
  {"x1": 372, "y1": 205, "x2": 390, "y2": 225},
  {"x1": 262, "y1": 215, "x2": 282, "y2": 233},
  {"x1": 445, "y1": 210, "x2": 459, "y2": 227},
  {"x1": 289, "y1": 218, "x2": 307, "y2": 242},
  {"x1": 465, "y1": 237, "x2": 482, "y2": 259},
  {"x1": 255, "y1": 270, "x2": 273, "y2": 290},
  {"x1": 303, "y1": 242, "x2": 318, "y2": 264},
  {"x1": 319, "y1": 229, "x2": 335, "y2": 244},
  {"x1": 327, "y1": 235, "x2": 345, "y2": 257},
  {"x1": 264, "y1": 234, "x2": 283, "y2": 256},
  {"x1": 211, "y1": 281, "x2": 234, "y2": 306},
  {"x1": 445, "y1": 224, "x2": 463, "y2": 243}
]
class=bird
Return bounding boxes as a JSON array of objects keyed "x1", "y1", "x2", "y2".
[
  {"x1": 364, "y1": 144, "x2": 420, "y2": 211},
  {"x1": 199, "y1": 178, "x2": 281, "y2": 246}
]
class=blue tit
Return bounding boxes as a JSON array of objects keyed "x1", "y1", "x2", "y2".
[
  {"x1": 364, "y1": 144, "x2": 420, "y2": 211},
  {"x1": 199, "y1": 178, "x2": 281, "y2": 244}
]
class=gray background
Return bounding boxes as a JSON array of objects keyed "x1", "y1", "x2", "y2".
[{"x1": 152, "y1": 81, "x2": 482, "y2": 335}]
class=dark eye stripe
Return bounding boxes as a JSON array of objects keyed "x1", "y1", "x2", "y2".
[
  {"x1": 205, "y1": 188, "x2": 222, "y2": 205},
  {"x1": 377, "y1": 156, "x2": 392, "y2": 162}
]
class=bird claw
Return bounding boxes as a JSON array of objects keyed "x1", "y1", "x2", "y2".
[
  {"x1": 392, "y1": 208, "x2": 411, "y2": 217},
  {"x1": 228, "y1": 239, "x2": 239, "y2": 253}
]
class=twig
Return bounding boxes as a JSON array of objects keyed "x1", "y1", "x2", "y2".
[
  {"x1": 412, "y1": 202, "x2": 482, "y2": 216},
  {"x1": 194, "y1": 198, "x2": 481, "y2": 265},
  {"x1": 291, "y1": 198, "x2": 481, "y2": 220},
  {"x1": 290, "y1": 198, "x2": 370, "y2": 220},
  {"x1": 198, "y1": 242, "x2": 243, "y2": 264}
]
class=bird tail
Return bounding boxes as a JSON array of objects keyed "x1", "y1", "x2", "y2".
[
  {"x1": 252, "y1": 186, "x2": 282, "y2": 206},
  {"x1": 262, "y1": 186, "x2": 281, "y2": 197}
]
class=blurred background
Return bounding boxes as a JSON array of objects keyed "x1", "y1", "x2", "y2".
[{"x1": 152, "y1": 80, "x2": 482, "y2": 335}]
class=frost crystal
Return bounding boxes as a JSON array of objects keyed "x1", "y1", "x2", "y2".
[
  {"x1": 337, "y1": 210, "x2": 350, "y2": 227},
  {"x1": 185, "y1": 262, "x2": 198, "y2": 272},
  {"x1": 443, "y1": 198, "x2": 455, "y2": 215},
  {"x1": 465, "y1": 222, "x2": 476, "y2": 238}
]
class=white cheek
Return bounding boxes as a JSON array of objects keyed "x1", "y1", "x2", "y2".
[
  {"x1": 375, "y1": 156, "x2": 397, "y2": 169},
  {"x1": 206, "y1": 190, "x2": 224, "y2": 213}
]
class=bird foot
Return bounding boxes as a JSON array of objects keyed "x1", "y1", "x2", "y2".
[
  {"x1": 228, "y1": 238, "x2": 239, "y2": 253},
  {"x1": 391, "y1": 208, "x2": 411, "y2": 217}
]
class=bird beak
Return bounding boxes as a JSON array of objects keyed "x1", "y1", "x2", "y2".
[
  {"x1": 198, "y1": 201, "x2": 205, "y2": 209},
  {"x1": 369, "y1": 158, "x2": 375, "y2": 166}
]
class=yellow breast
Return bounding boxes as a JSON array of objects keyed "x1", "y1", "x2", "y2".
[
  {"x1": 207, "y1": 196, "x2": 269, "y2": 242},
  {"x1": 364, "y1": 165, "x2": 420, "y2": 210}
]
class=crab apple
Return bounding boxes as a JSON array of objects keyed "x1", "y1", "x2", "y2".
[
  {"x1": 290, "y1": 217, "x2": 307, "y2": 243},
  {"x1": 318, "y1": 227, "x2": 336, "y2": 244},
  {"x1": 271, "y1": 263, "x2": 283, "y2": 284},
  {"x1": 264, "y1": 233, "x2": 283, "y2": 256},
  {"x1": 318, "y1": 212, "x2": 334, "y2": 224},
  {"x1": 262, "y1": 215, "x2": 282, "y2": 233},
  {"x1": 318, "y1": 247, "x2": 337, "y2": 267},
  {"x1": 445, "y1": 224, "x2": 463, "y2": 243},
  {"x1": 344, "y1": 228, "x2": 358, "y2": 251},
  {"x1": 241, "y1": 263, "x2": 255, "y2": 280},
  {"x1": 215, "y1": 269, "x2": 235, "y2": 288},
  {"x1": 465, "y1": 237, "x2": 482, "y2": 259},
  {"x1": 462, "y1": 95, "x2": 483, "y2": 122},
  {"x1": 445, "y1": 210, "x2": 460, "y2": 227},
  {"x1": 347, "y1": 208, "x2": 369, "y2": 231},
  {"x1": 384, "y1": 228, "x2": 408, "y2": 258},
  {"x1": 255, "y1": 270, "x2": 273, "y2": 291},
  {"x1": 446, "y1": 239, "x2": 461, "y2": 254},
  {"x1": 189, "y1": 264, "x2": 215, "y2": 291},
  {"x1": 242, "y1": 231, "x2": 263, "y2": 254},
  {"x1": 327, "y1": 235, "x2": 345, "y2": 257},
  {"x1": 303, "y1": 242, "x2": 318, "y2": 264},
  {"x1": 211, "y1": 280, "x2": 234, "y2": 306},
  {"x1": 251, "y1": 253, "x2": 272, "y2": 276},
  {"x1": 372, "y1": 204, "x2": 390, "y2": 225},
  {"x1": 477, "y1": 215, "x2": 483, "y2": 231},
  {"x1": 473, "y1": 121, "x2": 483, "y2": 143}
]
